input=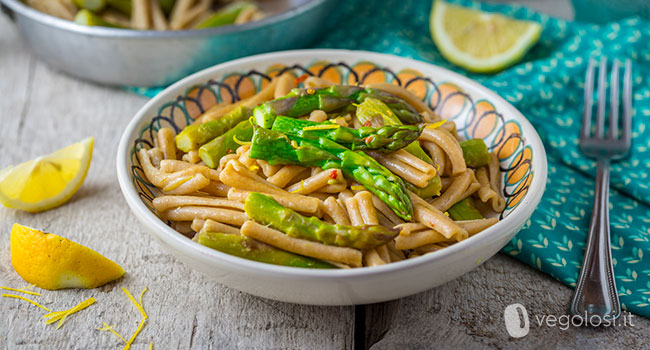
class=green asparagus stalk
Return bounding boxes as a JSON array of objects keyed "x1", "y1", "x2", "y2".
[
  {"x1": 249, "y1": 127, "x2": 413, "y2": 220},
  {"x1": 197, "y1": 231, "x2": 335, "y2": 269},
  {"x1": 270, "y1": 116, "x2": 422, "y2": 153},
  {"x1": 176, "y1": 106, "x2": 252, "y2": 152},
  {"x1": 74, "y1": 9, "x2": 124, "y2": 27},
  {"x1": 245, "y1": 193, "x2": 398, "y2": 249},
  {"x1": 72, "y1": 0, "x2": 105, "y2": 12},
  {"x1": 194, "y1": 1, "x2": 256, "y2": 29},
  {"x1": 198, "y1": 120, "x2": 254, "y2": 168},
  {"x1": 460, "y1": 139, "x2": 490, "y2": 168},
  {"x1": 447, "y1": 197, "x2": 484, "y2": 221},
  {"x1": 253, "y1": 85, "x2": 421, "y2": 129},
  {"x1": 356, "y1": 97, "x2": 442, "y2": 198},
  {"x1": 106, "y1": 0, "x2": 131, "y2": 15}
]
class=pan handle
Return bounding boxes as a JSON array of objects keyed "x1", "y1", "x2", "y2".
[{"x1": 1, "y1": 2, "x2": 15, "y2": 22}]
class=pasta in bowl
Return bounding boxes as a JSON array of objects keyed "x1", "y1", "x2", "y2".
[{"x1": 117, "y1": 50, "x2": 547, "y2": 304}]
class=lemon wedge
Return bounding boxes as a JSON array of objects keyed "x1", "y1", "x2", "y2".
[
  {"x1": 0, "y1": 137, "x2": 93, "y2": 212},
  {"x1": 430, "y1": 0, "x2": 542, "y2": 73},
  {"x1": 10, "y1": 223, "x2": 125, "y2": 290}
]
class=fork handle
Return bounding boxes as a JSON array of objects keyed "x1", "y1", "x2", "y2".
[{"x1": 570, "y1": 159, "x2": 621, "y2": 320}]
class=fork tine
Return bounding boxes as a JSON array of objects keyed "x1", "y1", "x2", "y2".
[
  {"x1": 622, "y1": 59, "x2": 633, "y2": 146},
  {"x1": 581, "y1": 59, "x2": 596, "y2": 140},
  {"x1": 608, "y1": 60, "x2": 620, "y2": 139},
  {"x1": 595, "y1": 58, "x2": 607, "y2": 139}
]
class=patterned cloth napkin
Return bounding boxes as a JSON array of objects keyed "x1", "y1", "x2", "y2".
[{"x1": 131, "y1": 0, "x2": 650, "y2": 317}]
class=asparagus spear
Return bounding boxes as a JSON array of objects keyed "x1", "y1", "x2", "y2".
[
  {"x1": 447, "y1": 197, "x2": 484, "y2": 221},
  {"x1": 249, "y1": 127, "x2": 413, "y2": 220},
  {"x1": 460, "y1": 139, "x2": 490, "y2": 168},
  {"x1": 74, "y1": 9, "x2": 124, "y2": 27},
  {"x1": 73, "y1": 0, "x2": 105, "y2": 12},
  {"x1": 271, "y1": 116, "x2": 422, "y2": 153},
  {"x1": 197, "y1": 231, "x2": 335, "y2": 269},
  {"x1": 253, "y1": 86, "x2": 422, "y2": 129},
  {"x1": 356, "y1": 97, "x2": 442, "y2": 197},
  {"x1": 194, "y1": 1, "x2": 256, "y2": 29},
  {"x1": 245, "y1": 193, "x2": 398, "y2": 249},
  {"x1": 198, "y1": 120, "x2": 254, "y2": 168},
  {"x1": 176, "y1": 106, "x2": 252, "y2": 152}
]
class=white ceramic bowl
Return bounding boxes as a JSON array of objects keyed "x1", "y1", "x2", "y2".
[{"x1": 117, "y1": 49, "x2": 547, "y2": 305}]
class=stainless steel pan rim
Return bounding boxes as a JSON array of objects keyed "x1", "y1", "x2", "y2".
[{"x1": 0, "y1": 0, "x2": 327, "y2": 38}]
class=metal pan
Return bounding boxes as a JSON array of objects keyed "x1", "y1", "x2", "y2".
[{"x1": 0, "y1": 0, "x2": 337, "y2": 86}]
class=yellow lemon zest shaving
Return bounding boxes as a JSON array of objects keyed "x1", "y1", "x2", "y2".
[
  {"x1": 289, "y1": 140, "x2": 305, "y2": 150},
  {"x1": 0, "y1": 286, "x2": 42, "y2": 296},
  {"x1": 43, "y1": 297, "x2": 95, "y2": 329},
  {"x1": 162, "y1": 176, "x2": 193, "y2": 192},
  {"x1": 232, "y1": 135, "x2": 251, "y2": 146},
  {"x1": 302, "y1": 124, "x2": 341, "y2": 131},
  {"x1": 327, "y1": 179, "x2": 338, "y2": 185},
  {"x1": 426, "y1": 119, "x2": 447, "y2": 130},
  {"x1": 290, "y1": 180, "x2": 305, "y2": 194},
  {"x1": 121, "y1": 287, "x2": 149, "y2": 350},
  {"x1": 248, "y1": 116, "x2": 256, "y2": 125},
  {"x1": 434, "y1": 164, "x2": 441, "y2": 172},
  {"x1": 306, "y1": 88, "x2": 316, "y2": 95},
  {"x1": 248, "y1": 165, "x2": 259, "y2": 172},
  {"x1": 444, "y1": 212, "x2": 450, "y2": 217},
  {"x1": 350, "y1": 185, "x2": 365, "y2": 191},
  {"x1": 150, "y1": 342, "x2": 153, "y2": 350},
  {"x1": 98, "y1": 323, "x2": 128, "y2": 343},
  {"x1": 2, "y1": 294, "x2": 51, "y2": 311}
]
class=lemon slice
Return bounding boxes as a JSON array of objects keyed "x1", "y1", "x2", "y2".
[
  {"x1": 430, "y1": 0, "x2": 542, "y2": 73},
  {"x1": 0, "y1": 137, "x2": 93, "y2": 212},
  {"x1": 10, "y1": 223, "x2": 125, "y2": 290}
]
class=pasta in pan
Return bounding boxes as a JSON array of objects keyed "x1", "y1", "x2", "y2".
[{"x1": 138, "y1": 72, "x2": 505, "y2": 269}]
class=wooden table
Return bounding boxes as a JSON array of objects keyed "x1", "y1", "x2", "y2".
[{"x1": 2, "y1": 1, "x2": 650, "y2": 348}]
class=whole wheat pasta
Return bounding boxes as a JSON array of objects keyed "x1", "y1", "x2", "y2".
[
  {"x1": 370, "y1": 195, "x2": 404, "y2": 226},
  {"x1": 256, "y1": 159, "x2": 282, "y2": 178},
  {"x1": 286, "y1": 169, "x2": 343, "y2": 194},
  {"x1": 150, "y1": 0, "x2": 168, "y2": 30},
  {"x1": 235, "y1": 4, "x2": 257, "y2": 24},
  {"x1": 138, "y1": 149, "x2": 210, "y2": 193},
  {"x1": 376, "y1": 245, "x2": 391, "y2": 263},
  {"x1": 460, "y1": 182, "x2": 481, "y2": 201},
  {"x1": 410, "y1": 192, "x2": 467, "y2": 239},
  {"x1": 394, "y1": 222, "x2": 428, "y2": 235},
  {"x1": 157, "y1": 128, "x2": 177, "y2": 160},
  {"x1": 343, "y1": 197, "x2": 364, "y2": 226},
  {"x1": 227, "y1": 188, "x2": 321, "y2": 215},
  {"x1": 193, "y1": 218, "x2": 240, "y2": 235},
  {"x1": 477, "y1": 154, "x2": 507, "y2": 212},
  {"x1": 160, "y1": 160, "x2": 220, "y2": 180},
  {"x1": 355, "y1": 191, "x2": 379, "y2": 225},
  {"x1": 267, "y1": 165, "x2": 308, "y2": 188},
  {"x1": 148, "y1": 148, "x2": 164, "y2": 168},
  {"x1": 131, "y1": 0, "x2": 151, "y2": 30},
  {"x1": 241, "y1": 221, "x2": 363, "y2": 267},
  {"x1": 431, "y1": 169, "x2": 474, "y2": 212},
  {"x1": 363, "y1": 249, "x2": 386, "y2": 267},
  {"x1": 457, "y1": 218, "x2": 499, "y2": 235},
  {"x1": 366, "y1": 82, "x2": 437, "y2": 117},
  {"x1": 153, "y1": 195, "x2": 244, "y2": 212},
  {"x1": 394, "y1": 228, "x2": 448, "y2": 250},
  {"x1": 172, "y1": 221, "x2": 194, "y2": 235},
  {"x1": 175, "y1": 0, "x2": 210, "y2": 29},
  {"x1": 421, "y1": 141, "x2": 447, "y2": 176},
  {"x1": 218, "y1": 154, "x2": 238, "y2": 171},
  {"x1": 308, "y1": 110, "x2": 328, "y2": 122},
  {"x1": 169, "y1": 0, "x2": 193, "y2": 30},
  {"x1": 323, "y1": 197, "x2": 351, "y2": 225},
  {"x1": 164, "y1": 206, "x2": 247, "y2": 226},
  {"x1": 376, "y1": 212, "x2": 394, "y2": 228},
  {"x1": 200, "y1": 181, "x2": 230, "y2": 197},
  {"x1": 387, "y1": 241, "x2": 406, "y2": 262},
  {"x1": 412, "y1": 243, "x2": 451, "y2": 256},
  {"x1": 303, "y1": 76, "x2": 334, "y2": 89},
  {"x1": 101, "y1": 9, "x2": 132, "y2": 27},
  {"x1": 420, "y1": 128, "x2": 466, "y2": 176},
  {"x1": 369, "y1": 150, "x2": 436, "y2": 188},
  {"x1": 273, "y1": 73, "x2": 297, "y2": 99},
  {"x1": 317, "y1": 183, "x2": 348, "y2": 193},
  {"x1": 182, "y1": 150, "x2": 201, "y2": 164}
]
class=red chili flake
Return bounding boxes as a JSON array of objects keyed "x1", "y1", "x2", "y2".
[
  {"x1": 226, "y1": 149, "x2": 233, "y2": 154},
  {"x1": 429, "y1": 221, "x2": 435, "y2": 228},
  {"x1": 296, "y1": 74, "x2": 309, "y2": 84},
  {"x1": 364, "y1": 136, "x2": 374, "y2": 144},
  {"x1": 329, "y1": 170, "x2": 338, "y2": 179},
  {"x1": 363, "y1": 120, "x2": 372, "y2": 127}
]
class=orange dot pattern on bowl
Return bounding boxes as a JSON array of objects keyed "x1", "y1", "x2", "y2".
[{"x1": 130, "y1": 60, "x2": 533, "y2": 219}]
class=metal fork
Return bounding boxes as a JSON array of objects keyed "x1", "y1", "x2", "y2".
[{"x1": 569, "y1": 58, "x2": 632, "y2": 322}]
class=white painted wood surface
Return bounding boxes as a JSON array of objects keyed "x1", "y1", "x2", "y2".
[{"x1": 1, "y1": 1, "x2": 649, "y2": 348}]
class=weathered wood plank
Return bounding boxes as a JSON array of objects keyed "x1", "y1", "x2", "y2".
[{"x1": 0, "y1": 16, "x2": 354, "y2": 350}]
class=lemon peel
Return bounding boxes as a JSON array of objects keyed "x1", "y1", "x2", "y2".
[
  {"x1": 0, "y1": 286, "x2": 42, "y2": 296},
  {"x1": 97, "y1": 323, "x2": 128, "y2": 343},
  {"x1": 43, "y1": 297, "x2": 95, "y2": 329},
  {"x1": 2, "y1": 293, "x2": 51, "y2": 311}
]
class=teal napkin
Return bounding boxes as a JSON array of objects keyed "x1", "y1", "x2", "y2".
[{"x1": 130, "y1": 0, "x2": 650, "y2": 317}]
